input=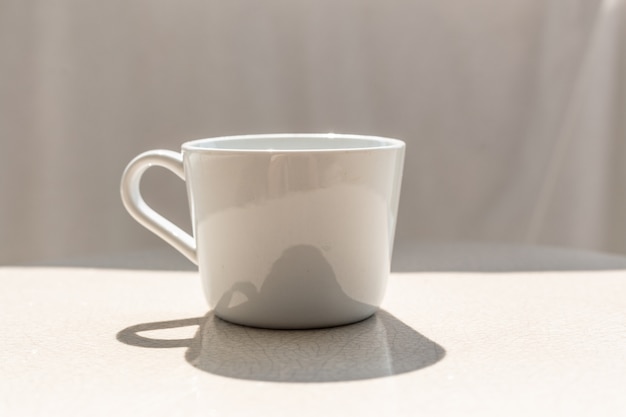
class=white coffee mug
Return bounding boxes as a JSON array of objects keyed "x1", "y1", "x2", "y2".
[{"x1": 121, "y1": 133, "x2": 405, "y2": 329}]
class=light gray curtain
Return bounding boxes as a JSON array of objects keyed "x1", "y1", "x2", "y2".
[{"x1": 1, "y1": 0, "x2": 625, "y2": 264}]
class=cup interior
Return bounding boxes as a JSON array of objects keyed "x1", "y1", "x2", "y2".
[{"x1": 183, "y1": 134, "x2": 404, "y2": 152}]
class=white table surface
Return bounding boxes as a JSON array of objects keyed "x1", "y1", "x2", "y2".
[{"x1": 3, "y1": 243, "x2": 626, "y2": 416}]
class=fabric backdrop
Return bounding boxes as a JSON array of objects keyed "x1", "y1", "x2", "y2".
[{"x1": 1, "y1": 0, "x2": 625, "y2": 264}]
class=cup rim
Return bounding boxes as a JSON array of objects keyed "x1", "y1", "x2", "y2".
[{"x1": 181, "y1": 133, "x2": 405, "y2": 153}]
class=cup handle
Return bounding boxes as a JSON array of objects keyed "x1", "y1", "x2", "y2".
[{"x1": 120, "y1": 150, "x2": 198, "y2": 265}]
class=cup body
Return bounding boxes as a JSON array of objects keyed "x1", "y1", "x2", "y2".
[
  {"x1": 121, "y1": 133, "x2": 404, "y2": 328},
  {"x1": 182, "y1": 134, "x2": 404, "y2": 328}
]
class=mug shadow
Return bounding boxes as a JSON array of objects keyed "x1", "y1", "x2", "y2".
[{"x1": 117, "y1": 310, "x2": 445, "y2": 383}]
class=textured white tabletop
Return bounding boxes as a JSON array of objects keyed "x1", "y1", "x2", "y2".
[{"x1": 2, "y1": 244, "x2": 626, "y2": 416}]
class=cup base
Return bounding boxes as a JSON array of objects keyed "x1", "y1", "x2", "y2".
[{"x1": 213, "y1": 309, "x2": 378, "y2": 330}]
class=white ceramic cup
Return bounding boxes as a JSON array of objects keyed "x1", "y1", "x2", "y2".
[{"x1": 121, "y1": 134, "x2": 405, "y2": 329}]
